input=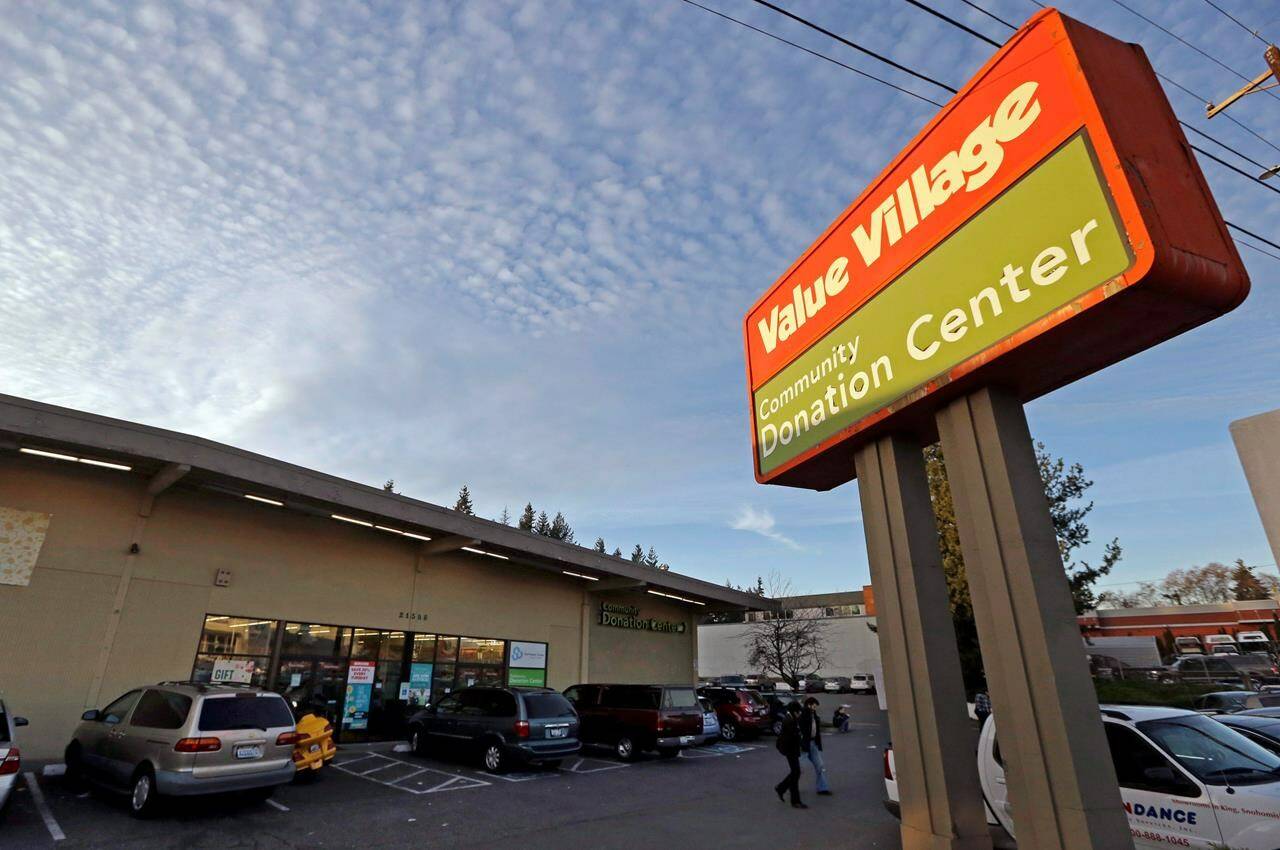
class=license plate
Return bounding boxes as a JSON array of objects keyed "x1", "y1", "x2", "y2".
[
  {"x1": 548, "y1": 727, "x2": 566, "y2": 738},
  {"x1": 680, "y1": 735, "x2": 694, "y2": 744},
  {"x1": 235, "y1": 745, "x2": 263, "y2": 760}
]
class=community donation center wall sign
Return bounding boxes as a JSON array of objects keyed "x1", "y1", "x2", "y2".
[{"x1": 744, "y1": 8, "x2": 1249, "y2": 490}]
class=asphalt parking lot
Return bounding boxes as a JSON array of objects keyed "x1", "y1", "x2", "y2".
[{"x1": 0, "y1": 695, "x2": 905, "y2": 849}]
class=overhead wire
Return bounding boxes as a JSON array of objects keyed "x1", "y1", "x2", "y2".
[
  {"x1": 901, "y1": 0, "x2": 1000, "y2": 47},
  {"x1": 675, "y1": 0, "x2": 944, "y2": 107},
  {"x1": 699, "y1": 0, "x2": 1280, "y2": 262},
  {"x1": 1199, "y1": 0, "x2": 1270, "y2": 46},
  {"x1": 746, "y1": 0, "x2": 959, "y2": 93},
  {"x1": 1105, "y1": 0, "x2": 1280, "y2": 103},
  {"x1": 957, "y1": 0, "x2": 1015, "y2": 31}
]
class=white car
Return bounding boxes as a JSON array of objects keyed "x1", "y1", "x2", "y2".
[
  {"x1": 849, "y1": 674, "x2": 876, "y2": 694},
  {"x1": 0, "y1": 695, "x2": 27, "y2": 811},
  {"x1": 885, "y1": 704, "x2": 1280, "y2": 849}
]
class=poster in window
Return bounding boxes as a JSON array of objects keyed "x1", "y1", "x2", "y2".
[{"x1": 343, "y1": 660, "x2": 375, "y2": 730}]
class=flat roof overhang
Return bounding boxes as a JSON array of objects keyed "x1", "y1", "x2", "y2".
[{"x1": 0, "y1": 393, "x2": 767, "y2": 612}]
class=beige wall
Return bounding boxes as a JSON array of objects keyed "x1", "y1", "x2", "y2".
[
  {"x1": 586, "y1": 591, "x2": 698, "y2": 685},
  {"x1": 1232, "y1": 408, "x2": 1280, "y2": 569},
  {"x1": 0, "y1": 454, "x2": 695, "y2": 759}
]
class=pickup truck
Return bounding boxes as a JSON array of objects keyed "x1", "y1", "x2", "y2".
[{"x1": 884, "y1": 704, "x2": 1280, "y2": 849}]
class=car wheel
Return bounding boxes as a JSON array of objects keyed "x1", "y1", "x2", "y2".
[
  {"x1": 129, "y1": 768, "x2": 161, "y2": 819},
  {"x1": 615, "y1": 736, "x2": 636, "y2": 761},
  {"x1": 482, "y1": 742, "x2": 508, "y2": 774},
  {"x1": 721, "y1": 722, "x2": 738, "y2": 741},
  {"x1": 410, "y1": 727, "x2": 428, "y2": 757},
  {"x1": 771, "y1": 719, "x2": 783, "y2": 736}
]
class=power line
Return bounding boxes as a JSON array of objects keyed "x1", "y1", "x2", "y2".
[
  {"x1": 1235, "y1": 235, "x2": 1280, "y2": 263},
  {"x1": 902, "y1": 0, "x2": 1001, "y2": 47},
  {"x1": 1200, "y1": 0, "x2": 1270, "y2": 45},
  {"x1": 747, "y1": 0, "x2": 959, "y2": 94},
  {"x1": 1190, "y1": 143, "x2": 1280, "y2": 197},
  {"x1": 1157, "y1": 72, "x2": 1280, "y2": 157},
  {"x1": 1179, "y1": 121, "x2": 1272, "y2": 172},
  {"x1": 1227, "y1": 220, "x2": 1280, "y2": 256},
  {"x1": 1105, "y1": 0, "x2": 1280, "y2": 104},
  {"x1": 676, "y1": 0, "x2": 944, "y2": 107},
  {"x1": 958, "y1": 0, "x2": 1015, "y2": 31}
]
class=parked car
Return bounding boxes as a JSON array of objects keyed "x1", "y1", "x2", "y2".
[
  {"x1": 1214, "y1": 713, "x2": 1280, "y2": 754},
  {"x1": 698, "y1": 686, "x2": 771, "y2": 741},
  {"x1": 713, "y1": 675, "x2": 748, "y2": 688},
  {"x1": 802, "y1": 675, "x2": 826, "y2": 693},
  {"x1": 1238, "y1": 631, "x2": 1272, "y2": 655},
  {"x1": 850, "y1": 673, "x2": 876, "y2": 695},
  {"x1": 763, "y1": 692, "x2": 800, "y2": 736},
  {"x1": 408, "y1": 686, "x2": 579, "y2": 773},
  {"x1": 1205, "y1": 635, "x2": 1239, "y2": 655},
  {"x1": 1191, "y1": 691, "x2": 1257, "y2": 713},
  {"x1": 0, "y1": 694, "x2": 28, "y2": 812},
  {"x1": 1173, "y1": 635, "x2": 1204, "y2": 655},
  {"x1": 699, "y1": 698, "x2": 720, "y2": 743},
  {"x1": 1159, "y1": 654, "x2": 1246, "y2": 686},
  {"x1": 563, "y1": 684, "x2": 702, "y2": 760},
  {"x1": 65, "y1": 682, "x2": 297, "y2": 817},
  {"x1": 885, "y1": 705, "x2": 1280, "y2": 848},
  {"x1": 823, "y1": 677, "x2": 851, "y2": 693}
]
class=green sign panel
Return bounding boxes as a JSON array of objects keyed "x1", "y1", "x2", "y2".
[
  {"x1": 508, "y1": 668, "x2": 546, "y2": 687},
  {"x1": 753, "y1": 134, "x2": 1132, "y2": 475}
]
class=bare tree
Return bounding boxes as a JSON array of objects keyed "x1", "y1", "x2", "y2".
[{"x1": 743, "y1": 573, "x2": 829, "y2": 688}]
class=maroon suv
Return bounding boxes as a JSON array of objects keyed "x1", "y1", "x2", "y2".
[
  {"x1": 563, "y1": 684, "x2": 704, "y2": 760},
  {"x1": 697, "y1": 686, "x2": 771, "y2": 741}
]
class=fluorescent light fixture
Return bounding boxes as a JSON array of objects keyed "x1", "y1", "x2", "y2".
[
  {"x1": 245, "y1": 494, "x2": 284, "y2": 507},
  {"x1": 20, "y1": 447, "x2": 132, "y2": 471},
  {"x1": 461, "y1": 547, "x2": 486, "y2": 556},
  {"x1": 228, "y1": 620, "x2": 273, "y2": 627},
  {"x1": 331, "y1": 514, "x2": 373, "y2": 527},
  {"x1": 647, "y1": 589, "x2": 706, "y2": 606},
  {"x1": 562, "y1": 570, "x2": 600, "y2": 581},
  {"x1": 402, "y1": 532, "x2": 433, "y2": 541},
  {"x1": 20, "y1": 448, "x2": 79, "y2": 462},
  {"x1": 374, "y1": 525, "x2": 405, "y2": 534},
  {"x1": 484, "y1": 551, "x2": 509, "y2": 560},
  {"x1": 78, "y1": 458, "x2": 133, "y2": 471}
]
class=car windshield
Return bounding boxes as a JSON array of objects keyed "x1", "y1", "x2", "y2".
[
  {"x1": 199, "y1": 695, "x2": 294, "y2": 731},
  {"x1": 1139, "y1": 715, "x2": 1280, "y2": 786},
  {"x1": 523, "y1": 693, "x2": 576, "y2": 719}
]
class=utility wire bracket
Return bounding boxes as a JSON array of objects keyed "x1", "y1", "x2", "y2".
[{"x1": 1207, "y1": 44, "x2": 1280, "y2": 118}]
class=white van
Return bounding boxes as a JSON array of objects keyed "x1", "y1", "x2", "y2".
[
  {"x1": 884, "y1": 705, "x2": 1280, "y2": 848},
  {"x1": 1175, "y1": 636, "x2": 1205, "y2": 656},
  {"x1": 1239, "y1": 631, "x2": 1272, "y2": 655},
  {"x1": 1205, "y1": 635, "x2": 1240, "y2": 655}
]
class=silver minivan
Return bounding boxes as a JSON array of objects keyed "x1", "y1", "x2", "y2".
[{"x1": 66, "y1": 682, "x2": 297, "y2": 817}]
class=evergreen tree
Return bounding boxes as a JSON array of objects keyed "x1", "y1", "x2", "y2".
[
  {"x1": 612, "y1": 547, "x2": 623, "y2": 558},
  {"x1": 593, "y1": 538, "x2": 607, "y2": 554},
  {"x1": 549, "y1": 512, "x2": 575, "y2": 544},
  {"x1": 1232, "y1": 559, "x2": 1271, "y2": 601},
  {"x1": 644, "y1": 547, "x2": 660, "y2": 569},
  {"x1": 454, "y1": 485, "x2": 475, "y2": 515},
  {"x1": 755, "y1": 576, "x2": 766, "y2": 596},
  {"x1": 518, "y1": 503, "x2": 535, "y2": 531},
  {"x1": 498, "y1": 506, "x2": 511, "y2": 526},
  {"x1": 382, "y1": 479, "x2": 398, "y2": 493},
  {"x1": 534, "y1": 511, "x2": 551, "y2": 536},
  {"x1": 630, "y1": 544, "x2": 644, "y2": 563}
]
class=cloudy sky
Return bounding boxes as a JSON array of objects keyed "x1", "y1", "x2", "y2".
[{"x1": 3, "y1": 0, "x2": 1279, "y2": 595}]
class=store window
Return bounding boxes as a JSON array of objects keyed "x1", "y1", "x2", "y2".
[
  {"x1": 459, "y1": 638, "x2": 504, "y2": 664},
  {"x1": 192, "y1": 615, "x2": 276, "y2": 688}
]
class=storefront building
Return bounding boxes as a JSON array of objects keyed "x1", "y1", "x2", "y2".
[{"x1": 0, "y1": 394, "x2": 765, "y2": 759}]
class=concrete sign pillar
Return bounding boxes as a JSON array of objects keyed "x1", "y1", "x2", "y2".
[
  {"x1": 855, "y1": 435, "x2": 992, "y2": 850},
  {"x1": 936, "y1": 387, "x2": 1131, "y2": 850}
]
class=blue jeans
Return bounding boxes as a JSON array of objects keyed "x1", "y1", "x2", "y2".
[{"x1": 805, "y1": 742, "x2": 829, "y2": 792}]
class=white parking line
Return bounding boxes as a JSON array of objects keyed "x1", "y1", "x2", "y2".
[
  {"x1": 266, "y1": 799, "x2": 290, "y2": 812},
  {"x1": 23, "y1": 772, "x2": 65, "y2": 842}
]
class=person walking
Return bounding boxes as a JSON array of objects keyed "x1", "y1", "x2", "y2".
[
  {"x1": 801, "y1": 696, "x2": 831, "y2": 796},
  {"x1": 974, "y1": 689, "x2": 992, "y2": 729},
  {"x1": 774, "y1": 701, "x2": 807, "y2": 809}
]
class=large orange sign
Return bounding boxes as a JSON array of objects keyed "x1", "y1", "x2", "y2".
[{"x1": 745, "y1": 8, "x2": 1248, "y2": 490}]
